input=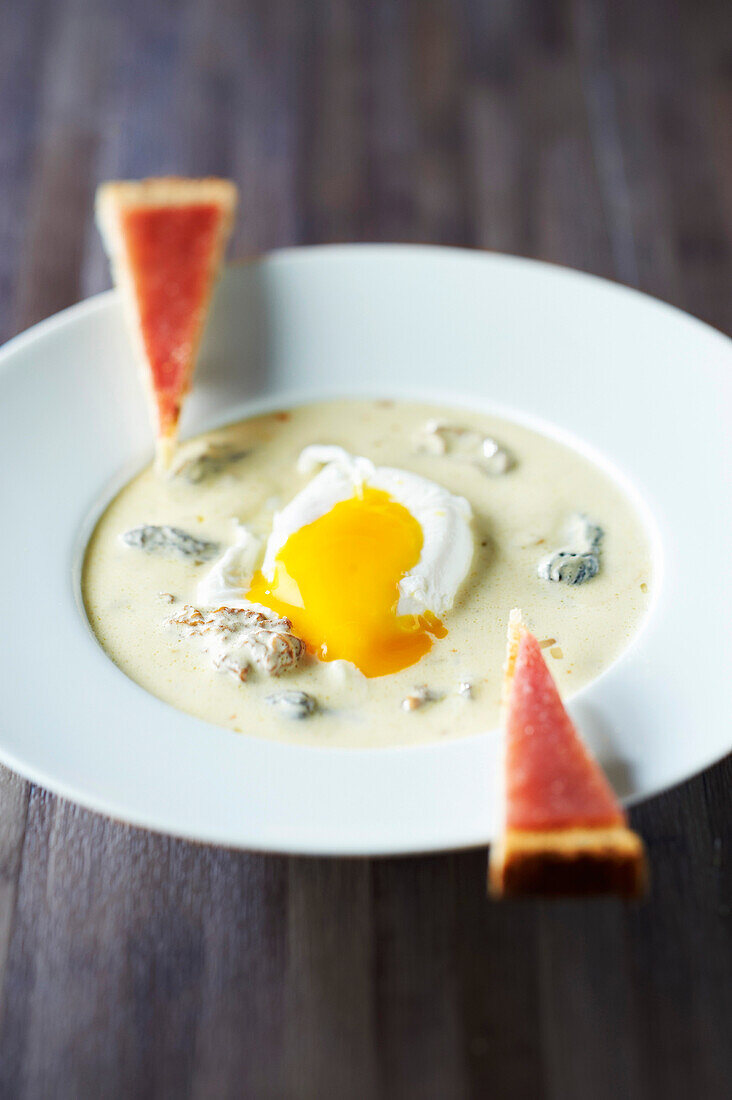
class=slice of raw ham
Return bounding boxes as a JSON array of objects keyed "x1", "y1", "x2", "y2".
[
  {"x1": 96, "y1": 177, "x2": 237, "y2": 466},
  {"x1": 489, "y1": 610, "x2": 646, "y2": 897}
]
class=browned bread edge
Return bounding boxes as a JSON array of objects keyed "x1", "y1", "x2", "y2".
[{"x1": 489, "y1": 826, "x2": 647, "y2": 899}]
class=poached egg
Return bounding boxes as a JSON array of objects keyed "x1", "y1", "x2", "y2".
[{"x1": 199, "y1": 445, "x2": 474, "y2": 677}]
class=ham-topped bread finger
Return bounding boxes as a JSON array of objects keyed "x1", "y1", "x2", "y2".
[
  {"x1": 489, "y1": 610, "x2": 647, "y2": 898},
  {"x1": 96, "y1": 177, "x2": 237, "y2": 466}
]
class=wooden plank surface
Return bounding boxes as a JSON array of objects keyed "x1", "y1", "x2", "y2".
[{"x1": 0, "y1": 1, "x2": 730, "y2": 1096}]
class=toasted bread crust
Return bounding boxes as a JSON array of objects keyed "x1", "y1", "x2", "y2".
[
  {"x1": 488, "y1": 825, "x2": 647, "y2": 898},
  {"x1": 502, "y1": 607, "x2": 525, "y2": 705},
  {"x1": 96, "y1": 176, "x2": 238, "y2": 215}
]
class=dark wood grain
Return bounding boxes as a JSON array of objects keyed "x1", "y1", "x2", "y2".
[{"x1": 0, "y1": 0, "x2": 730, "y2": 1097}]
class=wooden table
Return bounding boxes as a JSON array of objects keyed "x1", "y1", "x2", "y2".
[{"x1": 0, "y1": 1, "x2": 730, "y2": 1096}]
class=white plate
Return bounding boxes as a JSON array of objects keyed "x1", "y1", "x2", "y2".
[{"x1": 0, "y1": 246, "x2": 730, "y2": 854}]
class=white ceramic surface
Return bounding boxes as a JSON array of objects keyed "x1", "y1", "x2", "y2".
[{"x1": 0, "y1": 246, "x2": 730, "y2": 854}]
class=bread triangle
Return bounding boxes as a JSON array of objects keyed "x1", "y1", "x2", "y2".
[
  {"x1": 489, "y1": 610, "x2": 646, "y2": 897},
  {"x1": 96, "y1": 177, "x2": 237, "y2": 466}
]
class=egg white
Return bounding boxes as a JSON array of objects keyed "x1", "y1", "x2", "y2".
[
  {"x1": 196, "y1": 524, "x2": 266, "y2": 611},
  {"x1": 198, "y1": 446, "x2": 474, "y2": 619}
]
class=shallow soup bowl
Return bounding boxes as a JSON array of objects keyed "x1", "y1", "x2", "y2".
[{"x1": 0, "y1": 245, "x2": 730, "y2": 854}]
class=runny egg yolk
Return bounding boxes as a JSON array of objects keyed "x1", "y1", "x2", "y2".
[{"x1": 247, "y1": 487, "x2": 447, "y2": 677}]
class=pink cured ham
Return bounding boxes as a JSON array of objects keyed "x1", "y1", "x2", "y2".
[{"x1": 505, "y1": 632, "x2": 625, "y2": 831}]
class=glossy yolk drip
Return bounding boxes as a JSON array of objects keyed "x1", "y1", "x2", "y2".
[{"x1": 247, "y1": 488, "x2": 446, "y2": 677}]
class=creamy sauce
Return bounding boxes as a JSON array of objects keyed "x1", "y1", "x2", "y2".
[{"x1": 82, "y1": 399, "x2": 653, "y2": 747}]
